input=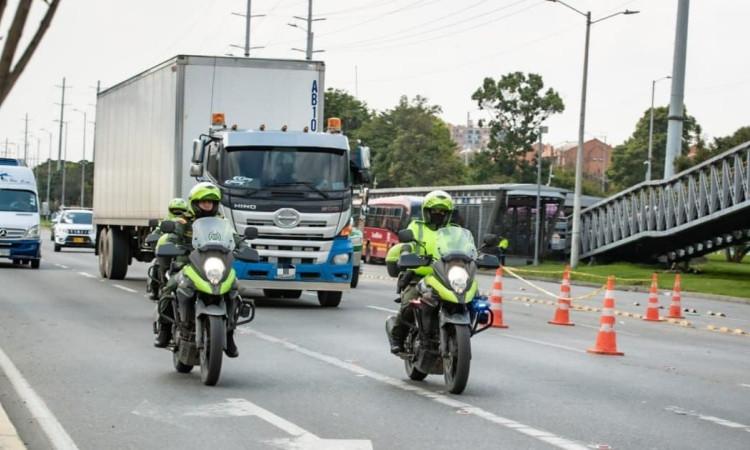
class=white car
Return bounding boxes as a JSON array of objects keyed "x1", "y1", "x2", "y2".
[{"x1": 53, "y1": 209, "x2": 95, "y2": 252}]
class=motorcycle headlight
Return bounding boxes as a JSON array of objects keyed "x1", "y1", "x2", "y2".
[
  {"x1": 448, "y1": 266, "x2": 469, "y2": 295},
  {"x1": 203, "y1": 257, "x2": 226, "y2": 285},
  {"x1": 24, "y1": 225, "x2": 39, "y2": 239}
]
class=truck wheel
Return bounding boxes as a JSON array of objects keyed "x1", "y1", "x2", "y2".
[
  {"x1": 31, "y1": 259, "x2": 40, "y2": 269},
  {"x1": 54, "y1": 244, "x2": 61, "y2": 252},
  {"x1": 98, "y1": 228, "x2": 109, "y2": 277},
  {"x1": 317, "y1": 291, "x2": 342, "y2": 308},
  {"x1": 350, "y1": 269, "x2": 359, "y2": 288},
  {"x1": 263, "y1": 289, "x2": 302, "y2": 299},
  {"x1": 105, "y1": 228, "x2": 129, "y2": 280}
]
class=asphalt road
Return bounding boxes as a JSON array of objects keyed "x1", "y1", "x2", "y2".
[{"x1": 1, "y1": 233, "x2": 749, "y2": 450}]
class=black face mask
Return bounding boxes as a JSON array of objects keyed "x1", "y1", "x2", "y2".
[
  {"x1": 193, "y1": 201, "x2": 219, "y2": 218},
  {"x1": 427, "y1": 209, "x2": 449, "y2": 228}
]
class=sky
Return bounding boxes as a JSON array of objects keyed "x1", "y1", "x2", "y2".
[{"x1": 1, "y1": 0, "x2": 748, "y2": 167}]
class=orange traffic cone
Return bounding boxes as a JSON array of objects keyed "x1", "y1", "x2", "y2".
[
  {"x1": 587, "y1": 276, "x2": 624, "y2": 356},
  {"x1": 549, "y1": 266, "x2": 574, "y2": 326},
  {"x1": 668, "y1": 274, "x2": 685, "y2": 319},
  {"x1": 643, "y1": 273, "x2": 664, "y2": 322},
  {"x1": 489, "y1": 267, "x2": 508, "y2": 328}
]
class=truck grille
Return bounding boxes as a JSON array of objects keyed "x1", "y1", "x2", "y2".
[{"x1": 0, "y1": 228, "x2": 25, "y2": 239}]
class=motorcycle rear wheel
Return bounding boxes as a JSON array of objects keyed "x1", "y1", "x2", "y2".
[
  {"x1": 200, "y1": 316, "x2": 225, "y2": 386},
  {"x1": 443, "y1": 325, "x2": 471, "y2": 394}
]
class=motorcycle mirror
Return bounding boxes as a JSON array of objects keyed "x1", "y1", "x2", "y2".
[
  {"x1": 398, "y1": 229, "x2": 414, "y2": 243},
  {"x1": 148, "y1": 218, "x2": 159, "y2": 228},
  {"x1": 243, "y1": 226, "x2": 259, "y2": 240},
  {"x1": 159, "y1": 220, "x2": 176, "y2": 233},
  {"x1": 476, "y1": 254, "x2": 500, "y2": 269},
  {"x1": 398, "y1": 252, "x2": 425, "y2": 269},
  {"x1": 156, "y1": 243, "x2": 186, "y2": 258},
  {"x1": 482, "y1": 233, "x2": 498, "y2": 246},
  {"x1": 235, "y1": 246, "x2": 260, "y2": 263}
]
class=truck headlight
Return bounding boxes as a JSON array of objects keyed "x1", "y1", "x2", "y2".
[
  {"x1": 203, "y1": 257, "x2": 225, "y2": 285},
  {"x1": 24, "y1": 225, "x2": 39, "y2": 239},
  {"x1": 448, "y1": 266, "x2": 469, "y2": 295},
  {"x1": 333, "y1": 253, "x2": 349, "y2": 265}
]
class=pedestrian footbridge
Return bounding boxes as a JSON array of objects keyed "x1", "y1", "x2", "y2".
[{"x1": 580, "y1": 140, "x2": 750, "y2": 263}]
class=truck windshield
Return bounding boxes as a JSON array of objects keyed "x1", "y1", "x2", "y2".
[
  {"x1": 219, "y1": 147, "x2": 349, "y2": 193},
  {"x1": 0, "y1": 189, "x2": 37, "y2": 212}
]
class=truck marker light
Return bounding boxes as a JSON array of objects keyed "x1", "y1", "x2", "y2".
[
  {"x1": 211, "y1": 112, "x2": 225, "y2": 126},
  {"x1": 327, "y1": 117, "x2": 342, "y2": 134}
]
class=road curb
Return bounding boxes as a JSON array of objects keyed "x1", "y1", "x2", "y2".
[{"x1": 0, "y1": 402, "x2": 26, "y2": 450}]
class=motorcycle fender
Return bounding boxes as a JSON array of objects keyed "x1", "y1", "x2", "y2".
[
  {"x1": 195, "y1": 299, "x2": 227, "y2": 349},
  {"x1": 439, "y1": 311, "x2": 472, "y2": 360}
]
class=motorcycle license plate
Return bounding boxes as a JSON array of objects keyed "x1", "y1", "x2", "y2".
[
  {"x1": 73, "y1": 237, "x2": 84, "y2": 243},
  {"x1": 0, "y1": 248, "x2": 9, "y2": 256},
  {"x1": 276, "y1": 266, "x2": 296, "y2": 280}
]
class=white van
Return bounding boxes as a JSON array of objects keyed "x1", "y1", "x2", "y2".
[{"x1": 0, "y1": 166, "x2": 41, "y2": 268}]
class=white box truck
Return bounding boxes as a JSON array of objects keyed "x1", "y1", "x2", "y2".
[{"x1": 93, "y1": 55, "x2": 369, "y2": 307}]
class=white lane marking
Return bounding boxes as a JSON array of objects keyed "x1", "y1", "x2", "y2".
[
  {"x1": 366, "y1": 305, "x2": 398, "y2": 314},
  {"x1": 76, "y1": 272, "x2": 96, "y2": 279},
  {"x1": 185, "y1": 398, "x2": 372, "y2": 449},
  {"x1": 665, "y1": 406, "x2": 750, "y2": 432},
  {"x1": 241, "y1": 328, "x2": 589, "y2": 450},
  {"x1": 740, "y1": 384, "x2": 750, "y2": 389},
  {"x1": 500, "y1": 334, "x2": 585, "y2": 354},
  {"x1": 0, "y1": 345, "x2": 79, "y2": 449},
  {"x1": 54, "y1": 264, "x2": 69, "y2": 269},
  {"x1": 367, "y1": 305, "x2": 585, "y2": 352},
  {"x1": 112, "y1": 284, "x2": 137, "y2": 294}
]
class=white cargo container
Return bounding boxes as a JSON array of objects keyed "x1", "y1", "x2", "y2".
[{"x1": 93, "y1": 55, "x2": 325, "y2": 279}]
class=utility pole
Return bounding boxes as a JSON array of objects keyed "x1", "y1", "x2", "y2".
[
  {"x1": 23, "y1": 113, "x2": 29, "y2": 163},
  {"x1": 92, "y1": 80, "x2": 100, "y2": 162},
  {"x1": 41, "y1": 129, "x2": 53, "y2": 212},
  {"x1": 290, "y1": 0, "x2": 325, "y2": 59},
  {"x1": 55, "y1": 77, "x2": 68, "y2": 170},
  {"x1": 534, "y1": 126, "x2": 548, "y2": 266},
  {"x1": 646, "y1": 76, "x2": 671, "y2": 182},
  {"x1": 664, "y1": 0, "x2": 690, "y2": 179},
  {"x1": 3, "y1": 138, "x2": 8, "y2": 157},
  {"x1": 73, "y1": 109, "x2": 88, "y2": 206},
  {"x1": 61, "y1": 122, "x2": 68, "y2": 207},
  {"x1": 231, "y1": 1, "x2": 265, "y2": 56}
]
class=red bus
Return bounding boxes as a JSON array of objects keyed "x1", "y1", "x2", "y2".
[{"x1": 363, "y1": 196, "x2": 423, "y2": 263}]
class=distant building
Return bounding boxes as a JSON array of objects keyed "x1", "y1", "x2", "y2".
[
  {"x1": 448, "y1": 115, "x2": 491, "y2": 154},
  {"x1": 555, "y1": 138, "x2": 612, "y2": 180}
]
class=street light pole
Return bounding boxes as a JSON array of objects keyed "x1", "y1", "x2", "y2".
[
  {"x1": 534, "y1": 126, "x2": 548, "y2": 266},
  {"x1": 546, "y1": 0, "x2": 639, "y2": 269},
  {"x1": 646, "y1": 76, "x2": 671, "y2": 182},
  {"x1": 73, "y1": 109, "x2": 87, "y2": 207},
  {"x1": 40, "y1": 128, "x2": 53, "y2": 212}
]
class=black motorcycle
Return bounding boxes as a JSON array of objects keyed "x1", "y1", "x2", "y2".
[
  {"x1": 386, "y1": 227, "x2": 498, "y2": 394},
  {"x1": 156, "y1": 217, "x2": 259, "y2": 386}
]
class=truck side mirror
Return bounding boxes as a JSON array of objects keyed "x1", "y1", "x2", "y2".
[
  {"x1": 191, "y1": 139, "x2": 204, "y2": 164},
  {"x1": 350, "y1": 145, "x2": 372, "y2": 185},
  {"x1": 189, "y1": 163, "x2": 204, "y2": 177},
  {"x1": 148, "y1": 219, "x2": 159, "y2": 228}
]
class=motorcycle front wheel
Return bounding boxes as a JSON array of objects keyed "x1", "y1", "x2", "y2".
[
  {"x1": 200, "y1": 316, "x2": 225, "y2": 386},
  {"x1": 443, "y1": 325, "x2": 471, "y2": 394}
]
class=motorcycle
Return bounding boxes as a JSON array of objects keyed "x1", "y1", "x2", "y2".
[
  {"x1": 155, "y1": 217, "x2": 259, "y2": 386},
  {"x1": 386, "y1": 226, "x2": 499, "y2": 394}
]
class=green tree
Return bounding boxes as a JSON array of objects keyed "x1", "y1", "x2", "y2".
[
  {"x1": 324, "y1": 88, "x2": 372, "y2": 145},
  {"x1": 469, "y1": 72, "x2": 564, "y2": 183},
  {"x1": 712, "y1": 126, "x2": 750, "y2": 154},
  {"x1": 33, "y1": 160, "x2": 94, "y2": 211},
  {"x1": 608, "y1": 106, "x2": 702, "y2": 190},
  {"x1": 357, "y1": 95, "x2": 464, "y2": 187}
]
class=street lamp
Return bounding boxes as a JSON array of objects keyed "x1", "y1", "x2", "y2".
[
  {"x1": 72, "y1": 108, "x2": 89, "y2": 207},
  {"x1": 546, "y1": 0, "x2": 640, "y2": 269},
  {"x1": 534, "y1": 125, "x2": 548, "y2": 266},
  {"x1": 40, "y1": 128, "x2": 53, "y2": 213},
  {"x1": 646, "y1": 75, "x2": 671, "y2": 182}
]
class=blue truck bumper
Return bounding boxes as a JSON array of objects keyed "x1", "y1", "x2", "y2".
[
  {"x1": 0, "y1": 239, "x2": 41, "y2": 260},
  {"x1": 234, "y1": 237, "x2": 353, "y2": 291}
]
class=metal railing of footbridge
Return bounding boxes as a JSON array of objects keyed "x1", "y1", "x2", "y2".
[{"x1": 580, "y1": 140, "x2": 750, "y2": 263}]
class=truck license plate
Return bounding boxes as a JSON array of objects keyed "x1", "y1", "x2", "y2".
[
  {"x1": 0, "y1": 248, "x2": 9, "y2": 256},
  {"x1": 276, "y1": 266, "x2": 296, "y2": 280}
]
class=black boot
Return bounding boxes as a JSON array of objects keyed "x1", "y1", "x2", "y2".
[
  {"x1": 153, "y1": 321, "x2": 172, "y2": 348},
  {"x1": 225, "y1": 330, "x2": 239, "y2": 358},
  {"x1": 386, "y1": 316, "x2": 408, "y2": 354}
]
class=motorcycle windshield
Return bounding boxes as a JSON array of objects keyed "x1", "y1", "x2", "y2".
[
  {"x1": 435, "y1": 227, "x2": 477, "y2": 260},
  {"x1": 191, "y1": 217, "x2": 236, "y2": 252}
]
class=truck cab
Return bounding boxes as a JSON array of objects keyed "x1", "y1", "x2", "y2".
[
  {"x1": 0, "y1": 166, "x2": 41, "y2": 268},
  {"x1": 191, "y1": 119, "x2": 369, "y2": 307}
]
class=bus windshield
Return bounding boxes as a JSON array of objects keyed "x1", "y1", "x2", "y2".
[{"x1": 216, "y1": 146, "x2": 349, "y2": 193}]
